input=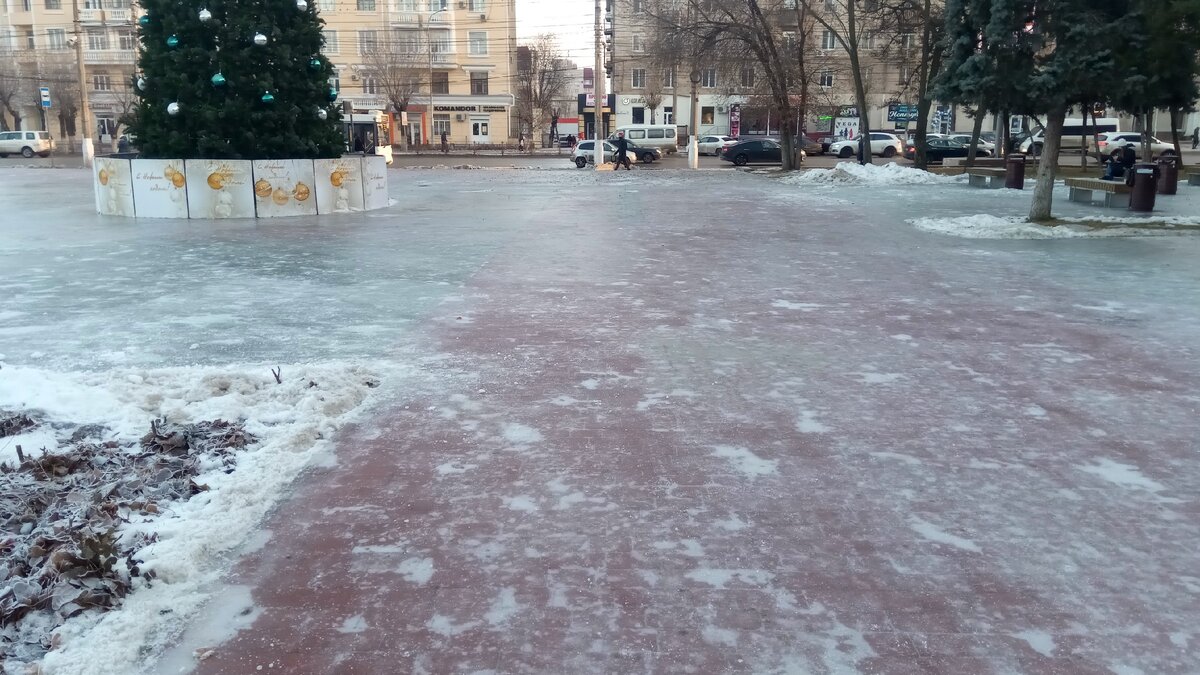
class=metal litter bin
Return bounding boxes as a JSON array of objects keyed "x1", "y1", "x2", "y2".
[
  {"x1": 1129, "y1": 163, "x2": 1158, "y2": 212},
  {"x1": 1005, "y1": 154, "x2": 1026, "y2": 189}
]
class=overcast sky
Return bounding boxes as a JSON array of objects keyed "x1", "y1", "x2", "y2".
[{"x1": 516, "y1": 0, "x2": 595, "y2": 65}]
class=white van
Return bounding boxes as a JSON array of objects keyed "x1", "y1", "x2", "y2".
[
  {"x1": 610, "y1": 124, "x2": 678, "y2": 155},
  {"x1": 0, "y1": 130, "x2": 55, "y2": 158},
  {"x1": 1020, "y1": 118, "x2": 1119, "y2": 155}
]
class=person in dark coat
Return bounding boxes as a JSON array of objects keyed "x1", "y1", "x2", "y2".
[
  {"x1": 613, "y1": 131, "x2": 631, "y2": 171},
  {"x1": 440, "y1": 131, "x2": 449, "y2": 154}
]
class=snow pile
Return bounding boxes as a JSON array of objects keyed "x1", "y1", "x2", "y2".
[
  {"x1": 908, "y1": 214, "x2": 1194, "y2": 239},
  {"x1": 784, "y1": 162, "x2": 960, "y2": 186},
  {"x1": 0, "y1": 361, "x2": 394, "y2": 675}
]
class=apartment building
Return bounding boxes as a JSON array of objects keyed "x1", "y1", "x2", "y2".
[
  {"x1": 0, "y1": 0, "x2": 137, "y2": 146},
  {"x1": 0, "y1": 0, "x2": 518, "y2": 147},
  {"x1": 321, "y1": 0, "x2": 518, "y2": 146}
]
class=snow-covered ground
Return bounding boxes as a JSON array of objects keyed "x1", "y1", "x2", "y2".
[{"x1": 2, "y1": 166, "x2": 1200, "y2": 674}]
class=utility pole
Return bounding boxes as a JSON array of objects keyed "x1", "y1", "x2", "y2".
[
  {"x1": 426, "y1": 7, "x2": 446, "y2": 148},
  {"x1": 594, "y1": 0, "x2": 605, "y2": 169},
  {"x1": 72, "y1": 0, "x2": 94, "y2": 166},
  {"x1": 689, "y1": 70, "x2": 700, "y2": 169}
]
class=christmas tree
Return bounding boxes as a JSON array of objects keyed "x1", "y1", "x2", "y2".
[{"x1": 129, "y1": 0, "x2": 344, "y2": 159}]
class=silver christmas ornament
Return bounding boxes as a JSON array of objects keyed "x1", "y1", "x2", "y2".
[
  {"x1": 253, "y1": 32, "x2": 268, "y2": 46},
  {"x1": 296, "y1": 0, "x2": 308, "y2": 10},
  {"x1": 198, "y1": 8, "x2": 212, "y2": 22},
  {"x1": 316, "y1": 107, "x2": 328, "y2": 120},
  {"x1": 167, "y1": 101, "x2": 181, "y2": 115},
  {"x1": 137, "y1": 77, "x2": 147, "y2": 91}
]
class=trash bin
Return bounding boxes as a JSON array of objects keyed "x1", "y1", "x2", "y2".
[
  {"x1": 1129, "y1": 163, "x2": 1158, "y2": 212},
  {"x1": 1157, "y1": 156, "x2": 1179, "y2": 195},
  {"x1": 1005, "y1": 154, "x2": 1026, "y2": 189}
]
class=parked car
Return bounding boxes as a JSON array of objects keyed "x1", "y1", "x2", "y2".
[
  {"x1": 946, "y1": 134, "x2": 995, "y2": 156},
  {"x1": 794, "y1": 134, "x2": 823, "y2": 155},
  {"x1": 828, "y1": 132, "x2": 905, "y2": 159},
  {"x1": 571, "y1": 140, "x2": 661, "y2": 168},
  {"x1": 691, "y1": 134, "x2": 738, "y2": 156},
  {"x1": 818, "y1": 134, "x2": 838, "y2": 153},
  {"x1": 1094, "y1": 132, "x2": 1176, "y2": 160},
  {"x1": 719, "y1": 138, "x2": 791, "y2": 166},
  {"x1": 0, "y1": 130, "x2": 54, "y2": 158},
  {"x1": 903, "y1": 137, "x2": 973, "y2": 163},
  {"x1": 609, "y1": 124, "x2": 678, "y2": 155},
  {"x1": 1019, "y1": 117, "x2": 1120, "y2": 155}
]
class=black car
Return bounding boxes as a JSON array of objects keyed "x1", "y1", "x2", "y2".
[
  {"x1": 719, "y1": 138, "x2": 783, "y2": 166},
  {"x1": 903, "y1": 137, "x2": 972, "y2": 163}
]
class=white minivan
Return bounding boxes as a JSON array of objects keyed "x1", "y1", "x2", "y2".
[
  {"x1": 0, "y1": 130, "x2": 55, "y2": 158},
  {"x1": 609, "y1": 124, "x2": 678, "y2": 155},
  {"x1": 1020, "y1": 118, "x2": 1119, "y2": 155}
]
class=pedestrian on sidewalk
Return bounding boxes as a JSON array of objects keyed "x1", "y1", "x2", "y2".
[
  {"x1": 440, "y1": 131, "x2": 448, "y2": 154},
  {"x1": 613, "y1": 131, "x2": 631, "y2": 171},
  {"x1": 1192, "y1": 127, "x2": 1198, "y2": 150},
  {"x1": 518, "y1": 134, "x2": 526, "y2": 152}
]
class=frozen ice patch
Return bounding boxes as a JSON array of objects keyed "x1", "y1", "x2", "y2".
[
  {"x1": 579, "y1": 378, "x2": 599, "y2": 390},
  {"x1": 714, "y1": 514, "x2": 749, "y2": 531},
  {"x1": 1079, "y1": 459, "x2": 1165, "y2": 492},
  {"x1": 712, "y1": 445, "x2": 778, "y2": 478},
  {"x1": 870, "y1": 451, "x2": 922, "y2": 466},
  {"x1": 910, "y1": 516, "x2": 982, "y2": 553},
  {"x1": 772, "y1": 299, "x2": 825, "y2": 311},
  {"x1": 504, "y1": 495, "x2": 539, "y2": 512},
  {"x1": 485, "y1": 587, "x2": 520, "y2": 627},
  {"x1": 426, "y1": 614, "x2": 480, "y2": 637},
  {"x1": 337, "y1": 615, "x2": 368, "y2": 634},
  {"x1": 502, "y1": 422, "x2": 543, "y2": 445},
  {"x1": 685, "y1": 568, "x2": 774, "y2": 589},
  {"x1": 796, "y1": 410, "x2": 829, "y2": 433},
  {"x1": 1012, "y1": 629, "x2": 1056, "y2": 657},
  {"x1": 436, "y1": 462, "x2": 476, "y2": 476},
  {"x1": 859, "y1": 372, "x2": 903, "y2": 384},
  {"x1": 702, "y1": 625, "x2": 738, "y2": 647},
  {"x1": 1024, "y1": 404, "x2": 1047, "y2": 418},
  {"x1": 909, "y1": 214, "x2": 1191, "y2": 240},
  {"x1": 397, "y1": 557, "x2": 435, "y2": 586}
]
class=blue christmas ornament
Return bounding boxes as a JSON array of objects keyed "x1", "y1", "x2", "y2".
[
  {"x1": 137, "y1": 14, "x2": 150, "y2": 27},
  {"x1": 166, "y1": 35, "x2": 179, "y2": 48},
  {"x1": 309, "y1": 57, "x2": 322, "y2": 71},
  {"x1": 327, "y1": 88, "x2": 338, "y2": 102},
  {"x1": 211, "y1": 73, "x2": 226, "y2": 87},
  {"x1": 262, "y1": 91, "x2": 275, "y2": 104}
]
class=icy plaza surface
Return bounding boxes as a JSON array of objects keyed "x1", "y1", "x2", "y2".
[{"x1": 3, "y1": 166, "x2": 1200, "y2": 673}]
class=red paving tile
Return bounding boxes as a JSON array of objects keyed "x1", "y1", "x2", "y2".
[{"x1": 174, "y1": 193, "x2": 1199, "y2": 674}]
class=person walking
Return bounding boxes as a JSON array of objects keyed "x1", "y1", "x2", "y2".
[
  {"x1": 613, "y1": 131, "x2": 631, "y2": 171},
  {"x1": 440, "y1": 130, "x2": 449, "y2": 154},
  {"x1": 1192, "y1": 126, "x2": 1198, "y2": 150},
  {"x1": 518, "y1": 134, "x2": 525, "y2": 152}
]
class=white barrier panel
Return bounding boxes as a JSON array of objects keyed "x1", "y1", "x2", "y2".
[
  {"x1": 94, "y1": 158, "x2": 136, "y2": 217},
  {"x1": 185, "y1": 159, "x2": 255, "y2": 219},
  {"x1": 314, "y1": 156, "x2": 365, "y2": 214},
  {"x1": 252, "y1": 160, "x2": 318, "y2": 218},
  {"x1": 130, "y1": 159, "x2": 189, "y2": 219},
  {"x1": 362, "y1": 155, "x2": 389, "y2": 211}
]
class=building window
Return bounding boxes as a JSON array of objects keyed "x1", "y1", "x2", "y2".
[
  {"x1": 87, "y1": 28, "x2": 109, "y2": 50},
  {"x1": 898, "y1": 65, "x2": 910, "y2": 85},
  {"x1": 470, "y1": 71, "x2": 488, "y2": 95},
  {"x1": 117, "y1": 29, "x2": 135, "y2": 50},
  {"x1": 901, "y1": 33, "x2": 915, "y2": 50},
  {"x1": 701, "y1": 68, "x2": 716, "y2": 88},
  {"x1": 357, "y1": 0, "x2": 375, "y2": 10},
  {"x1": 26, "y1": 29, "x2": 35, "y2": 49},
  {"x1": 47, "y1": 28, "x2": 67, "y2": 50},
  {"x1": 663, "y1": 107, "x2": 672, "y2": 124},
  {"x1": 329, "y1": 68, "x2": 340, "y2": 92},
  {"x1": 92, "y1": 74, "x2": 111, "y2": 91},
  {"x1": 429, "y1": 0, "x2": 446, "y2": 10},
  {"x1": 819, "y1": 70, "x2": 833, "y2": 87},
  {"x1": 863, "y1": 32, "x2": 876, "y2": 50},
  {"x1": 632, "y1": 107, "x2": 644, "y2": 124},
  {"x1": 740, "y1": 67, "x2": 754, "y2": 88},
  {"x1": 468, "y1": 0, "x2": 486, "y2": 11},
  {"x1": 663, "y1": 69, "x2": 674, "y2": 88},
  {"x1": 632, "y1": 0, "x2": 643, "y2": 12},
  {"x1": 469, "y1": 31, "x2": 487, "y2": 55},
  {"x1": 701, "y1": 106, "x2": 714, "y2": 125},
  {"x1": 318, "y1": 0, "x2": 335, "y2": 11},
  {"x1": 363, "y1": 77, "x2": 379, "y2": 94},
  {"x1": 821, "y1": 30, "x2": 836, "y2": 50},
  {"x1": 324, "y1": 30, "x2": 339, "y2": 53},
  {"x1": 432, "y1": 114, "x2": 451, "y2": 136},
  {"x1": 632, "y1": 35, "x2": 643, "y2": 52},
  {"x1": 432, "y1": 71, "x2": 449, "y2": 94},
  {"x1": 631, "y1": 68, "x2": 645, "y2": 88},
  {"x1": 44, "y1": 0, "x2": 62, "y2": 9},
  {"x1": 358, "y1": 30, "x2": 378, "y2": 54},
  {"x1": 782, "y1": 31, "x2": 796, "y2": 50}
]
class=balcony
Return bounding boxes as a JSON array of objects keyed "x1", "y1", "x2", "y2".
[
  {"x1": 79, "y1": 7, "x2": 132, "y2": 24},
  {"x1": 84, "y1": 49, "x2": 136, "y2": 65}
]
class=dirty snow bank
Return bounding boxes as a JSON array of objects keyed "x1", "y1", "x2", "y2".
[
  {"x1": 784, "y1": 162, "x2": 961, "y2": 186},
  {"x1": 908, "y1": 214, "x2": 1197, "y2": 239},
  {"x1": 0, "y1": 361, "x2": 396, "y2": 675}
]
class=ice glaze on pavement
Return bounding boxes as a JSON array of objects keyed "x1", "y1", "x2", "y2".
[{"x1": 3, "y1": 168, "x2": 1200, "y2": 674}]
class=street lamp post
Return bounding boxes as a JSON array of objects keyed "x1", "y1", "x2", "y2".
[
  {"x1": 689, "y1": 69, "x2": 701, "y2": 170},
  {"x1": 427, "y1": 7, "x2": 447, "y2": 146}
]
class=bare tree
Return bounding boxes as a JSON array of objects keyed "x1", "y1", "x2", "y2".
[
  {"x1": 360, "y1": 37, "x2": 424, "y2": 151},
  {"x1": 108, "y1": 76, "x2": 139, "y2": 151},
  {"x1": 0, "y1": 54, "x2": 27, "y2": 131},
  {"x1": 34, "y1": 55, "x2": 81, "y2": 152},
  {"x1": 515, "y1": 35, "x2": 569, "y2": 148}
]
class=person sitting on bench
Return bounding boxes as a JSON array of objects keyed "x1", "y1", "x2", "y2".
[{"x1": 1103, "y1": 145, "x2": 1136, "y2": 181}]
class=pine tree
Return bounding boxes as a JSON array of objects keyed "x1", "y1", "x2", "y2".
[{"x1": 129, "y1": 0, "x2": 344, "y2": 159}]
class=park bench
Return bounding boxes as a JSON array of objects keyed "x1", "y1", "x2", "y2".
[
  {"x1": 1065, "y1": 177, "x2": 1132, "y2": 208},
  {"x1": 1185, "y1": 167, "x2": 1200, "y2": 186},
  {"x1": 965, "y1": 167, "x2": 1007, "y2": 188}
]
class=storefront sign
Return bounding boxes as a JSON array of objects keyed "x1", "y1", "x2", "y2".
[
  {"x1": 481, "y1": 105, "x2": 507, "y2": 112},
  {"x1": 729, "y1": 103, "x2": 742, "y2": 138},
  {"x1": 887, "y1": 104, "x2": 918, "y2": 122},
  {"x1": 838, "y1": 105, "x2": 859, "y2": 118},
  {"x1": 434, "y1": 105, "x2": 479, "y2": 112}
]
